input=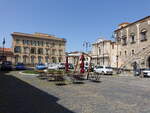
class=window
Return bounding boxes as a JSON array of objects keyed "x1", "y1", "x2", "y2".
[
  {"x1": 59, "y1": 50, "x2": 63, "y2": 55},
  {"x1": 27, "y1": 40, "x2": 30, "y2": 45},
  {"x1": 38, "y1": 48, "x2": 43, "y2": 54},
  {"x1": 33, "y1": 41, "x2": 36, "y2": 46},
  {"x1": 14, "y1": 46, "x2": 21, "y2": 53},
  {"x1": 52, "y1": 43, "x2": 55, "y2": 47},
  {"x1": 59, "y1": 44, "x2": 61, "y2": 47},
  {"x1": 99, "y1": 48, "x2": 101, "y2": 55},
  {"x1": 122, "y1": 36, "x2": 127, "y2": 46},
  {"x1": 120, "y1": 51, "x2": 121, "y2": 56},
  {"x1": 46, "y1": 42, "x2": 49, "y2": 47},
  {"x1": 58, "y1": 57, "x2": 62, "y2": 63},
  {"x1": 38, "y1": 56, "x2": 43, "y2": 63},
  {"x1": 125, "y1": 51, "x2": 127, "y2": 56},
  {"x1": 112, "y1": 44, "x2": 114, "y2": 49},
  {"x1": 24, "y1": 47, "x2": 30, "y2": 54},
  {"x1": 130, "y1": 33, "x2": 135, "y2": 44},
  {"x1": 16, "y1": 39, "x2": 20, "y2": 44},
  {"x1": 117, "y1": 37, "x2": 121, "y2": 42},
  {"x1": 52, "y1": 57, "x2": 57, "y2": 63},
  {"x1": 31, "y1": 48, "x2": 36, "y2": 54},
  {"x1": 45, "y1": 56, "x2": 49, "y2": 63},
  {"x1": 40, "y1": 41, "x2": 44, "y2": 46},
  {"x1": 52, "y1": 49, "x2": 56, "y2": 55},
  {"x1": 45, "y1": 49, "x2": 49, "y2": 55},
  {"x1": 131, "y1": 50, "x2": 135, "y2": 56},
  {"x1": 31, "y1": 56, "x2": 35, "y2": 64},
  {"x1": 141, "y1": 29, "x2": 147, "y2": 41},
  {"x1": 30, "y1": 40, "x2": 33, "y2": 45},
  {"x1": 23, "y1": 40, "x2": 25, "y2": 45},
  {"x1": 37, "y1": 41, "x2": 40, "y2": 46}
]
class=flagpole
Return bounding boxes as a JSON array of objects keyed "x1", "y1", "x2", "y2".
[{"x1": 2, "y1": 37, "x2": 5, "y2": 61}]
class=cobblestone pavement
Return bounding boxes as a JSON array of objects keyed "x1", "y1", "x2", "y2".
[{"x1": 1, "y1": 71, "x2": 150, "y2": 113}]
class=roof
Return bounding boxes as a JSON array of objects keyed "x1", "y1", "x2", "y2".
[
  {"x1": 0, "y1": 48, "x2": 13, "y2": 55},
  {"x1": 92, "y1": 39, "x2": 112, "y2": 45},
  {"x1": 115, "y1": 16, "x2": 150, "y2": 32},
  {"x1": 11, "y1": 32, "x2": 66, "y2": 42},
  {"x1": 0, "y1": 48, "x2": 12, "y2": 52}
]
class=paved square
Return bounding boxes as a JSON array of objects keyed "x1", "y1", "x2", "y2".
[{"x1": 1, "y1": 71, "x2": 150, "y2": 113}]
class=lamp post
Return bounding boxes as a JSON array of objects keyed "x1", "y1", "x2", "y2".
[
  {"x1": 102, "y1": 40, "x2": 105, "y2": 65},
  {"x1": 83, "y1": 41, "x2": 90, "y2": 53},
  {"x1": 96, "y1": 42, "x2": 99, "y2": 65}
]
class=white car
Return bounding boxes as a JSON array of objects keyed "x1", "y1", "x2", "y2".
[
  {"x1": 94, "y1": 66, "x2": 113, "y2": 75},
  {"x1": 48, "y1": 63, "x2": 59, "y2": 70},
  {"x1": 142, "y1": 69, "x2": 150, "y2": 77}
]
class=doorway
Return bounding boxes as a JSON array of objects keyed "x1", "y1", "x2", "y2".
[{"x1": 147, "y1": 56, "x2": 150, "y2": 68}]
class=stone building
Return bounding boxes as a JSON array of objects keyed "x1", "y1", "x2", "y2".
[
  {"x1": 12, "y1": 32, "x2": 66, "y2": 64},
  {"x1": 91, "y1": 38, "x2": 117, "y2": 67},
  {"x1": 114, "y1": 16, "x2": 150, "y2": 69}
]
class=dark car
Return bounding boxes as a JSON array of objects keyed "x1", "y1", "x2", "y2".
[
  {"x1": 58, "y1": 63, "x2": 65, "y2": 69},
  {"x1": 1, "y1": 61, "x2": 13, "y2": 71},
  {"x1": 15, "y1": 63, "x2": 26, "y2": 70}
]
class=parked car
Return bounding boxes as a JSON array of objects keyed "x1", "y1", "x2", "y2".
[
  {"x1": 15, "y1": 63, "x2": 26, "y2": 70},
  {"x1": 1, "y1": 61, "x2": 13, "y2": 71},
  {"x1": 58, "y1": 63, "x2": 65, "y2": 69},
  {"x1": 94, "y1": 66, "x2": 113, "y2": 75},
  {"x1": 48, "y1": 63, "x2": 59, "y2": 70},
  {"x1": 142, "y1": 69, "x2": 150, "y2": 77},
  {"x1": 36, "y1": 63, "x2": 47, "y2": 70}
]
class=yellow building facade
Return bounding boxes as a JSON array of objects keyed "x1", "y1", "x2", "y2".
[{"x1": 12, "y1": 32, "x2": 66, "y2": 64}]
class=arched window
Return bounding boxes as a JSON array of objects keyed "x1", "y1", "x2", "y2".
[
  {"x1": 52, "y1": 57, "x2": 57, "y2": 63},
  {"x1": 14, "y1": 46, "x2": 21, "y2": 53},
  {"x1": 38, "y1": 56, "x2": 43, "y2": 63},
  {"x1": 130, "y1": 33, "x2": 135, "y2": 44},
  {"x1": 45, "y1": 56, "x2": 49, "y2": 63},
  {"x1": 125, "y1": 51, "x2": 127, "y2": 56},
  {"x1": 31, "y1": 56, "x2": 35, "y2": 64},
  {"x1": 58, "y1": 57, "x2": 62, "y2": 63},
  {"x1": 141, "y1": 28, "x2": 147, "y2": 41},
  {"x1": 122, "y1": 36, "x2": 127, "y2": 46},
  {"x1": 38, "y1": 48, "x2": 43, "y2": 54},
  {"x1": 131, "y1": 50, "x2": 135, "y2": 56},
  {"x1": 117, "y1": 37, "x2": 121, "y2": 42},
  {"x1": 31, "y1": 48, "x2": 36, "y2": 54}
]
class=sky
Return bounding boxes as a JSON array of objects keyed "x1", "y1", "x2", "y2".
[{"x1": 0, "y1": 0, "x2": 150, "y2": 52}]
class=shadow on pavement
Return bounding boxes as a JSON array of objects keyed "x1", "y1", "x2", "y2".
[{"x1": 0, "y1": 71, "x2": 74, "y2": 113}]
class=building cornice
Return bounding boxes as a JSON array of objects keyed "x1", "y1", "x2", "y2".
[
  {"x1": 11, "y1": 32, "x2": 66, "y2": 42},
  {"x1": 115, "y1": 16, "x2": 150, "y2": 32}
]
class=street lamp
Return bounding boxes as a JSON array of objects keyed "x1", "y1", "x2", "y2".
[
  {"x1": 96, "y1": 42, "x2": 99, "y2": 65},
  {"x1": 83, "y1": 41, "x2": 91, "y2": 53},
  {"x1": 102, "y1": 40, "x2": 104, "y2": 65}
]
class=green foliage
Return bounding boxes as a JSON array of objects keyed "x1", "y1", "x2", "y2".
[{"x1": 23, "y1": 70, "x2": 39, "y2": 74}]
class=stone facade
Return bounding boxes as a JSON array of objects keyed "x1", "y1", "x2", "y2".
[
  {"x1": 91, "y1": 38, "x2": 118, "y2": 67},
  {"x1": 115, "y1": 16, "x2": 150, "y2": 69},
  {"x1": 12, "y1": 32, "x2": 66, "y2": 64}
]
